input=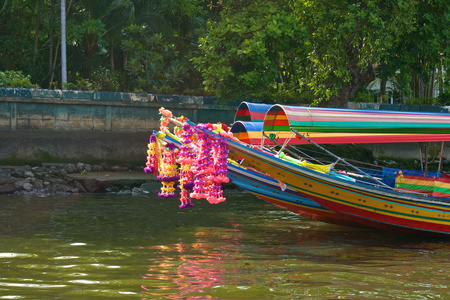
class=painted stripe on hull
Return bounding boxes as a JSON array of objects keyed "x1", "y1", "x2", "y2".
[
  {"x1": 227, "y1": 165, "x2": 359, "y2": 227},
  {"x1": 253, "y1": 193, "x2": 360, "y2": 227}
]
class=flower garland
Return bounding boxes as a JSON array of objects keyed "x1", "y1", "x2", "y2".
[
  {"x1": 144, "y1": 134, "x2": 158, "y2": 175},
  {"x1": 176, "y1": 123, "x2": 196, "y2": 209},
  {"x1": 207, "y1": 138, "x2": 229, "y2": 204},
  {"x1": 157, "y1": 143, "x2": 179, "y2": 198},
  {"x1": 145, "y1": 108, "x2": 232, "y2": 208},
  {"x1": 190, "y1": 124, "x2": 215, "y2": 200}
]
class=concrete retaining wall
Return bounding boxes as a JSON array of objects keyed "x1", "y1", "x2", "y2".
[
  {"x1": 0, "y1": 88, "x2": 238, "y2": 132},
  {"x1": 1, "y1": 87, "x2": 450, "y2": 164},
  {"x1": 0, "y1": 88, "x2": 239, "y2": 164}
]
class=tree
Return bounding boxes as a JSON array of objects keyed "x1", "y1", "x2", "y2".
[
  {"x1": 390, "y1": 0, "x2": 449, "y2": 101},
  {"x1": 195, "y1": 0, "x2": 450, "y2": 107},
  {"x1": 109, "y1": 0, "x2": 210, "y2": 93},
  {"x1": 0, "y1": 0, "x2": 50, "y2": 87},
  {"x1": 294, "y1": 0, "x2": 419, "y2": 107},
  {"x1": 193, "y1": 0, "x2": 308, "y2": 102}
]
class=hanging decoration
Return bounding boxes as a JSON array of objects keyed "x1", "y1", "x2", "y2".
[
  {"x1": 144, "y1": 108, "x2": 232, "y2": 208},
  {"x1": 208, "y1": 137, "x2": 229, "y2": 204},
  {"x1": 157, "y1": 142, "x2": 180, "y2": 198},
  {"x1": 144, "y1": 134, "x2": 158, "y2": 175},
  {"x1": 176, "y1": 123, "x2": 197, "y2": 208},
  {"x1": 191, "y1": 124, "x2": 215, "y2": 201}
]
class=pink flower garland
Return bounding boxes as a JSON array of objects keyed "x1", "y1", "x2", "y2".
[
  {"x1": 190, "y1": 125, "x2": 214, "y2": 200},
  {"x1": 176, "y1": 123, "x2": 196, "y2": 208},
  {"x1": 159, "y1": 107, "x2": 172, "y2": 132},
  {"x1": 207, "y1": 138, "x2": 229, "y2": 204}
]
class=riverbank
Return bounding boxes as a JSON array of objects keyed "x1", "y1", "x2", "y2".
[
  {"x1": 0, "y1": 163, "x2": 161, "y2": 195},
  {"x1": 0, "y1": 162, "x2": 240, "y2": 196}
]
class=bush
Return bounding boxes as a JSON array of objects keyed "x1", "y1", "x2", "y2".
[
  {"x1": 90, "y1": 67, "x2": 121, "y2": 92},
  {"x1": 436, "y1": 92, "x2": 450, "y2": 106},
  {"x1": 66, "y1": 68, "x2": 121, "y2": 92},
  {"x1": 353, "y1": 90, "x2": 375, "y2": 103},
  {"x1": 0, "y1": 71, "x2": 39, "y2": 88}
]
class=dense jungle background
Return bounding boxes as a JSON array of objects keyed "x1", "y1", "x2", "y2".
[{"x1": 0, "y1": 0, "x2": 448, "y2": 107}]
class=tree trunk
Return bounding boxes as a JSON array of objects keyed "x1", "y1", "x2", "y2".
[
  {"x1": 321, "y1": 45, "x2": 375, "y2": 108},
  {"x1": 48, "y1": 0, "x2": 54, "y2": 89},
  {"x1": 429, "y1": 68, "x2": 435, "y2": 98},
  {"x1": 419, "y1": 78, "x2": 425, "y2": 98},
  {"x1": 438, "y1": 60, "x2": 444, "y2": 96},
  {"x1": 49, "y1": 41, "x2": 60, "y2": 89},
  {"x1": 122, "y1": 51, "x2": 128, "y2": 87},
  {"x1": 110, "y1": 42, "x2": 115, "y2": 71},
  {"x1": 33, "y1": 6, "x2": 41, "y2": 66},
  {"x1": 380, "y1": 77, "x2": 387, "y2": 103}
]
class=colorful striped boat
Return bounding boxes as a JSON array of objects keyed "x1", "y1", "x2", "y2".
[
  {"x1": 264, "y1": 105, "x2": 450, "y2": 134},
  {"x1": 226, "y1": 137, "x2": 450, "y2": 235},
  {"x1": 225, "y1": 104, "x2": 450, "y2": 236}
]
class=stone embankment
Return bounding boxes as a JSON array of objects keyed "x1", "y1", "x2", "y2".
[{"x1": 0, "y1": 163, "x2": 160, "y2": 195}]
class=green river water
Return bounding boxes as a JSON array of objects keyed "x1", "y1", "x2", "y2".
[{"x1": 1, "y1": 190, "x2": 450, "y2": 299}]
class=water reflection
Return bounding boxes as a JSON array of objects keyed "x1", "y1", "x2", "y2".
[{"x1": 141, "y1": 226, "x2": 243, "y2": 299}]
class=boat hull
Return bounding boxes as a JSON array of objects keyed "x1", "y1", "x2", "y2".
[
  {"x1": 227, "y1": 139, "x2": 450, "y2": 235},
  {"x1": 227, "y1": 163, "x2": 359, "y2": 227}
]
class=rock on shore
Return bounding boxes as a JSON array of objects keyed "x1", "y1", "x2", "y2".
[{"x1": 0, "y1": 163, "x2": 157, "y2": 195}]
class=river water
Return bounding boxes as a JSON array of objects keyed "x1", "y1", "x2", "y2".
[{"x1": 1, "y1": 190, "x2": 450, "y2": 299}]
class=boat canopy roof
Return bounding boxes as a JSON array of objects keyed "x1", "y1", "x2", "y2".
[
  {"x1": 263, "y1": 105, "x2": 450, "y2": 135},
  {"x1": 230, "y1": 121, "x2": 263, "y2": 145},
  {"x1": 230, "y1": 121, "x2": 304, "y2": 145},
  {"x1": 234, "y1": 102, "x2": 272, "y2": 122},
  {"x1": 231, "y1": 120, "x2": 450, "y2": 145}
]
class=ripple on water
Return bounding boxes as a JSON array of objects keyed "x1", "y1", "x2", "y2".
[{"x1": 0, "y1": 253, "x2": 37, "y2": 259}]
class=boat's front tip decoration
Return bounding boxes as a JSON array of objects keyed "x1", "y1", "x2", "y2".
[
  {"x1": 145, "y1": 108, "x2": 232, "y2": 209},
  {"x1": 159, "y1": 107, "x2": 173, "y2": 132}
]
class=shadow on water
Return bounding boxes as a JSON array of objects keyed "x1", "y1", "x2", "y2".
[{"x1": 1, "y1": 190, "x2": 450, "y2": 299}]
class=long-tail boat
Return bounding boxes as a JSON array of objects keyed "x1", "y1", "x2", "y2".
[{"x1": 225, "y1": 104, "x2": 450, "y2": 236}]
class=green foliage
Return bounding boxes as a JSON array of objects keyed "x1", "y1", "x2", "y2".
[
  {"x1": 353, "y1": 90, "x2": 375, "y2": 103},
  {"x1": 90, "y1": 67, "x2": 121, "y2": 92},
  {"x1": 296, "y1": 0, "x2": 419, "y2": 106},
  {"x1": 0, "y1": 71, "x2": 38, "y2": 88},
  {"x1": 196, "y1": 0, "x2": 446, "y2": 106},
  {"x1": 0, "y1": 0, "x2": 447, "y2": 105},
  {"x1": 436, "y1": 92, "x2": 450, "y2": 106},
  {"x1": 193, "y1": 0, "x2": 307, "y2": 102},
  {"x1": 374, "y1": 0, "x2": 449, "y2": 101},
  {"x1": 121, "y1": 27, "x2": 168, "y2": 92},
  {"x1": 0, "y1": 0, "x2": 209, "y2": 94},
  {"x1": 66, "y1": 68, "x2": 121, "y2": 92}
]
